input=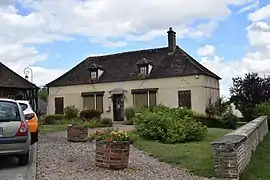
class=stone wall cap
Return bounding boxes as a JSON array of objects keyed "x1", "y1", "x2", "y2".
[
  {"x1": 210, "y1": 134, "x2": 246, "y2": 146},
  {"x1": 210, "y1": 116, "x2": 268, "y2": 147}
]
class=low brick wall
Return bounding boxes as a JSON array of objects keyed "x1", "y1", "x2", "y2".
[
  {"x1": 95, "y1": 140, "x2": 130, "y2": 169},
  {"x1": 211, "y1": 116, "x2": 268, "y2": 179},
  {"x1": 67, "y1": 124, "x2": 88, "y2": 142}
]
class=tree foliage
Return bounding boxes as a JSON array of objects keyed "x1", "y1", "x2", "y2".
[
  {"x1": 230, "y1": 73, "x2": 270, "y2": 121},
  {"x1": 38, "y1": 87, "x2": 48, "y2": 102}
]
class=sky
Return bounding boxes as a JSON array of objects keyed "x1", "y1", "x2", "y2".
[{"x1": 0, "y1": 0, "x2": 270, "y2": 97}]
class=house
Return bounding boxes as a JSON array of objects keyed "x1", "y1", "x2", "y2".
[
  {"x1": 0, "y1": 62, "x2": 39, "y2": 110},
  {"x1": 46, "y1": 27, "x2": 221, "y2": 121}
]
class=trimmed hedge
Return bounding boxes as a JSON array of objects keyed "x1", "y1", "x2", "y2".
[
  {"x1": 194, "y1": 115, "x2": 225, "y2": 129},
  {"x1": 42, "y1": 114, "x2": 64, "y2": 124}
]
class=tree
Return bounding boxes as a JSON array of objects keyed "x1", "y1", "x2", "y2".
[
  {"x1": 230, "y1": 73, "x2": 270, "y2": 122},
  {"x1": 38, "y1": 87, "x2": 48, "y2": 102}
]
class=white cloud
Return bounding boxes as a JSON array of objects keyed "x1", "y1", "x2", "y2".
[
  {"x1": 0, "y1": 0, "x2": 262, "y2": 90},
  {"x1": 197, "y1": 45, "x2": 215, "y2": 56},
  {"x1": 238, "y1": 0, "x2": 259, "y2": 13}
]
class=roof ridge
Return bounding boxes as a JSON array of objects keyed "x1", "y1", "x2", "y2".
[{"x1": 87, "y1": 47, "x2": 168, "y2": 59}]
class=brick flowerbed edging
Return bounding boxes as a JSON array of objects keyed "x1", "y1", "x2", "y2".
[
  {"x1": 67, "y1": 124, "x2": 88, "y2": 142},
  {"x1": 211, "y1": 116, "x2": 268, "y2": 179},
  {"x1": 95, "y1": 140, "x2": 130, "y2": 169}
]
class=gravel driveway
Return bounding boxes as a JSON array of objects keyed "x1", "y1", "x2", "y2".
[{"x1": 37, "y1": 131, "x2": 208, "y2": 180}]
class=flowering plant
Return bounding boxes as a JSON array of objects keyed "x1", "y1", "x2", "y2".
[{"x1": 92, "y1": 128, "x2": 131, "y2": 142}]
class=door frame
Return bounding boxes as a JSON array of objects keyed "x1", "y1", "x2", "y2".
[
  {"x1": 54, "y1": 97, "x2": 64, "y2": 114},
  {"x1": 112, "y1": 94, "x2": 124, "y2": 121}
]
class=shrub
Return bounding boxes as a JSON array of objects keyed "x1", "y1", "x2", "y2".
[
  {"x1": 64, "y1": 105, "x2": 79, "y2": 120},
  {"x1": 133, "y1": 107, "x2": 207, "y2": 143},
  {"x1": 79, "y1": 109, "x2": 102, "y2": 120},
  {"x1": 123, "y1": 119, "x2": 134, "y2": 125},
  {"x1": 85, "y1": 121, "x2": 105, "y2": 128},
  {"x1": 59, "y1": 118, "x2": 84, "y2": 125},
  {"x1": 194, "y1": 115, "x2": 225, "y2": 129},
  {"x1": 254, "y1": 101, "x2": 270, "y2": 130},
  {"x1": 205, "y1": 97, "x2": 230, "y2": 117},
  {"x1": 43, "y1": 114, "x2": 64, "y2": 124},
  {"x1": 220, "y1": 107, "x2": 238, "y2": 129},
  {"x1": 124, "y1": 107, "x2": 136, "y2": 120},
  {"x1": 254, "y1": 101, "x2": 270, "y2": 117},
  {"x1": 100, "y1": 117, "x2": 113, "y2": 127}
]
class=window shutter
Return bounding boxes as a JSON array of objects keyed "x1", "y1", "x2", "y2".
[
  {"x1": 83, "y1": 96, "x2": 95, "y2": 110},
  {"x1": 96, "y1": 95, "x2": 103, "y2": 113},
  {"x1": 149, "y1": 92, "x2": 156, "y2": 106},
  {"x1": 134, "y1": 93, "x2": 148, "y2": 108}
]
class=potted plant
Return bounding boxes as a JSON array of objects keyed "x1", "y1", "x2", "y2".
[
  {"x1": 67, "y1": 119, "x2": 88, "y2": 142},
  {"x1": 95, "y1": 129, "x2": 131, "y2": 169}
]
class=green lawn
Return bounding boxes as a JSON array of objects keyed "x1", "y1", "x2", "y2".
[
  {"x1": 39, "y1": 124, "x2": 67, "y2": 133},
  {"x1": 133, "y1": 128, "x2": 231, "y2": 177},
  {"x1": 240, "y1": 134, "x2": 270, "y2": 180}
]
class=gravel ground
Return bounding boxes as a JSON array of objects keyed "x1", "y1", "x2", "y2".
[{"x1": 37, "y1": 131, "x2": 209, "y2": 180}]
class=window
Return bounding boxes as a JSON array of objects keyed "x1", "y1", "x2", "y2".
[
  {"x1": 0, "y1": 101, "x2": 21, "y2": 121},
  {"x1": 19, "y1": 103, "x2": 28, "y2": 111},
  {"x1": 133, "y1": 90, "x2": 157, "y2": 108},
  {"x1": 178, "y1": 90, "x2": 191, "y2": 109},
  {"x1": 140, "y1": 66, "x2": 147, "y2": 75},
  {"x1": 90, "y1": 71, "x2": 97, "y2": 79},
  {"x1": 83, "y1": 94, "x2": 103, "y2": 113}
]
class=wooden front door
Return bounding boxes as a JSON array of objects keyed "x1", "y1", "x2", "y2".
[
  {"x1": 112, "y1": 94, "x2": 124, "y2": 121},
  {"x1": 55, "y1": 97, "x2": 64, "y2": 114}
]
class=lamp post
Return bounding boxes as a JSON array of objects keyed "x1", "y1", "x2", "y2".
[{"x1": 24, "y1": 67, "x2": 33, "y2": 83}]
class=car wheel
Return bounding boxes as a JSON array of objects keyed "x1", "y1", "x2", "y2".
[{"x1": 18, "y1": 151, "x2": 29, "y2": 166}]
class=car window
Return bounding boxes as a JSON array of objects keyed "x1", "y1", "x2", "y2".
[
  {"x1": 19, "y1": 103, "x2": 28, "y2": 111},
  {"x1": 0, "y1": 101, "x2": 21, "y2": 121}
]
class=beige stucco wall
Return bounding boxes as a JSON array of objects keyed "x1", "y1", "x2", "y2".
[
  {"x1": 47, "y1": 75, "x2": 220, "y2": 118},
  {"x1": 203, "y1": 76, "x2": 220, "y2": 107}
]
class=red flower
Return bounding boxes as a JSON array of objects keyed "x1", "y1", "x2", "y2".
[{"x1": 107, "y1": 137, "x2": 113, "y2": 141}]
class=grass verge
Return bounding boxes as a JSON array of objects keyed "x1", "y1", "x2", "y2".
[
  {"x1": 133, "y1": 128, "x2": 231, "y2": 177},
  {"x1": 39, "y1": 124, "x2": 67, "y2": 133},
  {"x1": 240, "y1": 133, "x2": 270, "y2": 180}
]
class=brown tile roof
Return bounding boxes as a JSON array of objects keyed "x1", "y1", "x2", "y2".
[
  {"x1": 46, "y1": 46, "x2": 221, "y2": 87},
  {"x1": 0, "y1": 62, "x2": 38, "y2": 89}
]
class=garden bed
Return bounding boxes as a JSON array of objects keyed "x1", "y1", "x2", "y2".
[{"x1": 133, "y1": 128, "x2": 231, "y2": 177}]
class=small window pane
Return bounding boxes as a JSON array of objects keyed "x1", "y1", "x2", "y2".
[
  {"x1": 84, "y1": 96, "x2": 95, "y2": 110},
  {"x1": 140, "y1": 66, "x2": 147, "y2": 75},
  {"x1": 149, "y1": 92, "x2": 156, "y2": 106},
  {"x1": 90, "y1": 71, "x2": 97, "y2": 79},
  {"x1": 96, "y1": 95, "x2": 103, "y2": 113},
  {"x1": 134, "y1": 93, "x2": 148, "y2": 108}
]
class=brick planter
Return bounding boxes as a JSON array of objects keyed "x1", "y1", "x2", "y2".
[
  {"x1": 67, "y1": 124, "x2": 88, "y2": 142},
  {"x1": 95, "y1": 140, "x2": 130, "y2": 169}
]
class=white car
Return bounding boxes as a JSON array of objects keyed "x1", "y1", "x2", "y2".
[{"x1": 16, "y1": 100, "x2": 39, "y2": 144}]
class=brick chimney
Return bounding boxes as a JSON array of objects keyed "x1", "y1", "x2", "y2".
[{"x1": 167, "y1": 27, "x2": 176, "y2": 51}]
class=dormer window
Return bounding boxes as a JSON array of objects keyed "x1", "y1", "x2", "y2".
[
  {"x1": 140, "y1": 66, "x2": 147, "y2": 75},
  {"x1": 136, "y1": 58, "x2": 153, "y2": 79},
  {"x1": 87, "y1": 63, "x2": 104, "y2": 83},
  {"x1": 90, "y1": 71, "x2": 97, "y2": 80}
]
